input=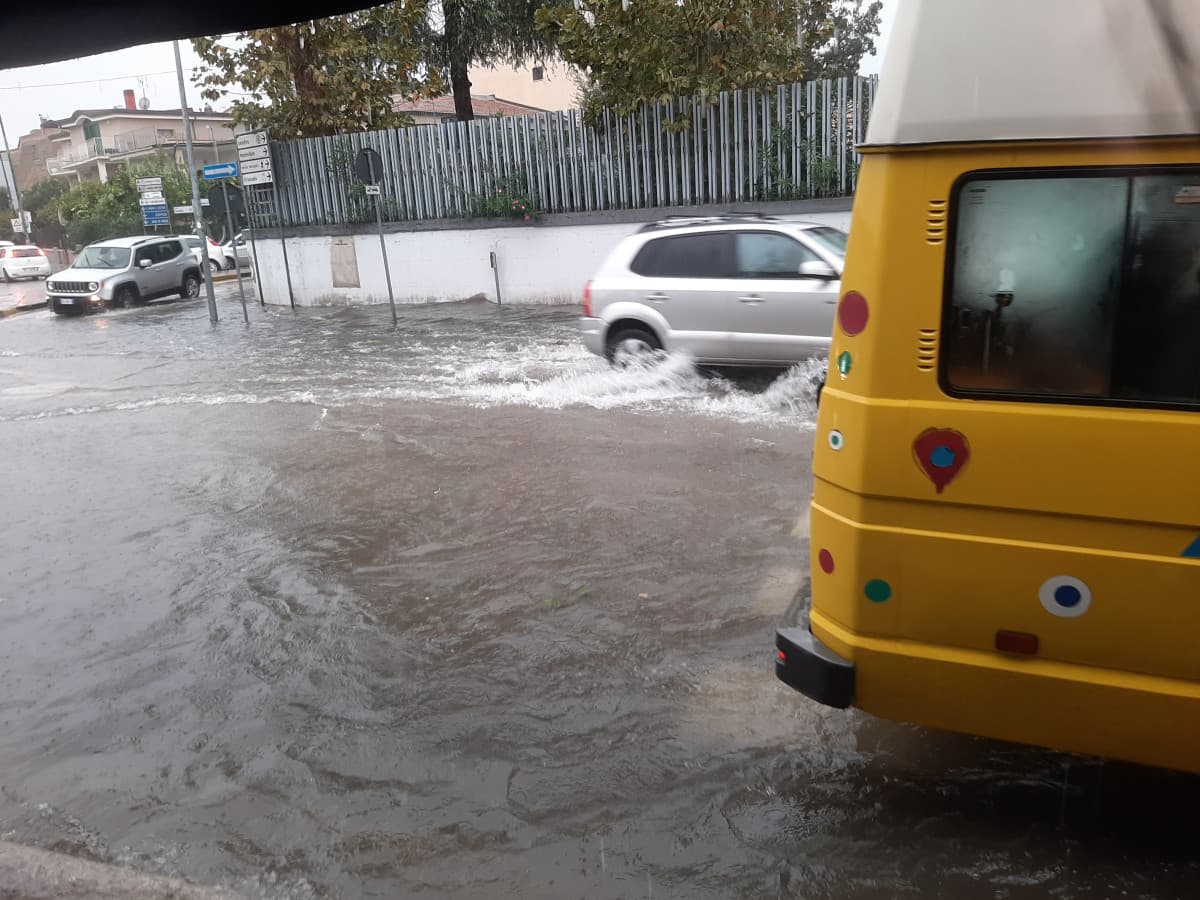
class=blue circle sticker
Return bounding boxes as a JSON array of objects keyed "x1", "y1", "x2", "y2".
[{"x1": 1039, "y1": 575, "x2": 1091, "y2": 618}]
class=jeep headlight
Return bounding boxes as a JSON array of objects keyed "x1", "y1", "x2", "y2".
[{"x1": 88, "y1": 281, "x2": 99, "y2": 291}]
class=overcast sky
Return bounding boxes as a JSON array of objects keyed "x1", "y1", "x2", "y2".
[{"x1": 0, "y1": 0, "x2": 897, "y2": 140}]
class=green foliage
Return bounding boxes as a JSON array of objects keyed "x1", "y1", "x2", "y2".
[
  {"x1": 0, "y1": 187, "x2": 10, "y2": 212},
  {"x1": 798, "y1": 0, "x2": 883, "y2": 79},
  {"x1": 537, "y1": 0, "x2": 839, "y2": 120},
  {"x1": 423, "y1": 1, "x2": 558, "y2": 120},
  {"x1": 20, "y1": 178, "x2": 70, "y2": 247},
  {"x1": 58, "y1": 156, "x2": 199, "y2": 248},
  {"x1": 467, "y1": 173, "x2": 538, "y2": 221},
  {"x1": 755, "y1": 127, "x2": 842, "y2": 201},
  {"x1": 191, "y1": 3, "x2": 440, "y2": 139}
]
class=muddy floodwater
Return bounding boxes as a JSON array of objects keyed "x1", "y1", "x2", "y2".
[{"x1": 1, "y1": 299, "x2": 1198, "y2": 899}]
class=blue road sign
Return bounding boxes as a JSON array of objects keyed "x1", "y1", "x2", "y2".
[
  {"x1": 202, "y1": 162, "x2": 239, "y2": 180},
  {"x1": 141, "y1": 203, "x2": 169, "y2": 226}
]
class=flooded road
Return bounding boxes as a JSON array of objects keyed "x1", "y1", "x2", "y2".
[{"x1": 1, "y1": 299, "x2": 1198, "y2": 899}]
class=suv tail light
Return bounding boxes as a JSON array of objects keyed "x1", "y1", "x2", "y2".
[{"x1": 582, "y1": 280, "x2": 592, "y2": 317}]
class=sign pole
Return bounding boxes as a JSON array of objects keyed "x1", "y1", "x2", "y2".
[
  {"x1": 174, "y1": 40, "x2": 217, "y2": 323},
  {"x1": 246, "y1": 187, "x2": 264, "y2": 306},
  {"x1": 221, "y1": 184, "x2": 248, "y2": 323},
  {"x1": 277, "y1": 194, "x2": 295, "y2": 310},
  {"x1": 357, "y1": 148, "x2": 395, "y2": 324}
]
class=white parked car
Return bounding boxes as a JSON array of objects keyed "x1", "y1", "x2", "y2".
[
  {"x1": 180, "y1": 234, "x2": 229, "y2": 273},
  {"x1": 222, "y1": 232, "x2": 251, "y2": 269},
  {"x1": 0, "y1": 245, "x2": 52, "y2": 281}
]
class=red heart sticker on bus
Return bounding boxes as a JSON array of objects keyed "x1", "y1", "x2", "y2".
[{"x1": 913, "y1": 428, "x2": 969, "y2": 494}]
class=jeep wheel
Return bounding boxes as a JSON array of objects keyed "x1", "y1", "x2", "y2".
[
  {"x1": 114, "y1": 284, "x2": 138, "y2": 308},
  {"x1": 181, "y1": 272, "x2": 202, "y2": 299}
]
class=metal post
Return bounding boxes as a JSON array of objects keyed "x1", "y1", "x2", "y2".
[
  {"x1": 490, "y1": 250, "x2": 502, "y2": 305},
  {"x1": 375, "y1": 194, "x2": 395, "y2": 324},
  {"x1": 275, "y1": 184, "x2": 295, "y2": 309},
  {"x1": 221, "y1": 184, "x2": 248, "y2": 323},
  {"x1": 174, "y1": 40, "x2": 217, "y2": 323},
  {"x1": 366, "y1": 152, "x2": 396, "y2": 324},
  {"x1": 247, "y1": 186, "x2": 264, "y2": 306},
  {"x1": 0, "y1": 115, "x2": 30, "y2": 245}
]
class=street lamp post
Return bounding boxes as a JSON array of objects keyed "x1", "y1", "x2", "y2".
[
  {"x1": 174, "y1": 40, "x2": 218, "y2": 323},
  {"x1": 0, "y1": 115, "x2": 31, "y2": 245}
]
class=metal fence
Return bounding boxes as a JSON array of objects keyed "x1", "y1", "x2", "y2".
[{"x1": 262, "y1": 76, "x2": 876, "y2": 229}]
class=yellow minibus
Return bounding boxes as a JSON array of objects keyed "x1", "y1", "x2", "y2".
[{"x1": 776, "y1": 0, "x2": 1200, "y2": 773}]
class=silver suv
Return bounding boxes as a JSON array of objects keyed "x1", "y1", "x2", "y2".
[
  {"x1": 47, "y1": 236, "x2": 203, "y2": 315},
  {"x1": 580, "y1": 214, "x2": 846, "y2": 366}
]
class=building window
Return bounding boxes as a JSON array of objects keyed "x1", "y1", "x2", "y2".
[
  {"x1": 81, "y1": 118, "x2": 101, "y2": 141},
  {"x1": 942, "y1": 167, "x2": 1200, "y2": 408},
  {"x1": 532, "y1": 66, "x2": 545, "y2": 82}
]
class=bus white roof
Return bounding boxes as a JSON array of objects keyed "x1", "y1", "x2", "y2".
[{"x1": 865, "y1": 0, "x2": 1200, "y2": 146}]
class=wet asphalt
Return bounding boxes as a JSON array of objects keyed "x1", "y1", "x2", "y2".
[{"x1": 0, "y1": 296, "x2": 1198, "y2": 899}]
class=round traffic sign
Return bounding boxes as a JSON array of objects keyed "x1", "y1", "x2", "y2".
[{"x1": 354, "y1": 147, "x2": 384, "y2": 185}]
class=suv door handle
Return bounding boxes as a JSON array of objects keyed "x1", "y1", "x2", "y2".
[
  {"x1": 738, "y1": 295, "x2": 764, "y2": 304},
  {"x1": 646, "y1": 292, "x2": 668, "y2": 303}
]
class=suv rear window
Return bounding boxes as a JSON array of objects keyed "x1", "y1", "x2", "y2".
[
  {"x1": 630, "y1": 233, "x2": 731, "y2": 277},
  {"x1": 943, "y1": 168, "x2": 1200, "y2": 407}
]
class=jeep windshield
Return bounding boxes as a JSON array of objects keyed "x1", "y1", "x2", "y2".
[{"x1": 74, "y1": 247, "x2": 131, "y2": 269}]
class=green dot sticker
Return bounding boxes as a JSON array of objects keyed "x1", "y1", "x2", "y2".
[
  {"x1": 864, "y1": 579, "x2": 892, "y2": 603},
  {"x1": 828, "y1": 429, "x2": 844, "y2": 451},
  {"x1": 837, "y1": 351, "x2": 852, "y2": 379}
]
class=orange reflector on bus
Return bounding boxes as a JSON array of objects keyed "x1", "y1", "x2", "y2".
[{"x1": 995, "y1": 630, "x2": 1039, "y2": 655}]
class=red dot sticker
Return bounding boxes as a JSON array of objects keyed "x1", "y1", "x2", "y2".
[
  {"x1": 838, "y1": 291, "x2": 869, "y2": 336},
  {"x1": 817, "y1": 549, "x2": 835, "y2": 574}
]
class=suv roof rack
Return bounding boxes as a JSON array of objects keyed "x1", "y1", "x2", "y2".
[{"x1": 637, "y1": 211, "x2": 781, "y2": 232}]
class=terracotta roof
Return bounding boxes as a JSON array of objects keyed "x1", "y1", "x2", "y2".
[{"x1": 391, "y1": 94, "x2": 549, "y2": 119}]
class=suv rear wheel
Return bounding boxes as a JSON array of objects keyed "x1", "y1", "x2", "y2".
[
  {"x1": 114, "y1": 284, "x2": 138, "y2": 308},
  {"x1": 605, "y1": 325, "x2": 662, "y2": 368}
]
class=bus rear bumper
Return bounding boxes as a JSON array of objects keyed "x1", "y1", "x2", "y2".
[
  {"x1": 789, "y1": 611, "x2": 1200, "y2": 773},
  {"x1": 775, "y1": 626, "x2": 855, "y2": 709}
]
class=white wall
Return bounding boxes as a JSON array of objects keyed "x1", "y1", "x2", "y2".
[{"x1": 251, "y1": 210, "x2": 853, "y2": 307}]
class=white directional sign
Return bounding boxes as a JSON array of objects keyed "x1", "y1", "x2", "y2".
[
  {"x1": 173, "y1": 205, "x2": 192, "y2": 215},
  {"x1": 139, "y1": 196, "x2": 168, "y2": 207},
  {"x1": 139, "y1": 189, "x2": 164, "y2": 202},
  {"x1": 237, "y1": 144, "x2": 270, "y2": 162},
  {"x1": 135, "y1": 176, "x2": 163, "y2": 192},
  {"x1": 236, "y1": 130, "x2": 268, "y2": 150},
  {"x1": 239, "y1": 157, "x2": 272, "y2": 174},
  {"x1": 365, "y1": 184, "x2": 381, "y2": 196},
  {"x1": 242, "y1": 170, "x2": 275, "y2": 186}
]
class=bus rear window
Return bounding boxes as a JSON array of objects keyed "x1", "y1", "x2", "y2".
[{"x1": 943, "y1": 169, "x2": 1200, "y2": 407}]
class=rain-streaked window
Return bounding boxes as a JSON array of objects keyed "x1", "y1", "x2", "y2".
[{"x1": 944, "y1": 169, "x2": 1200, "y2": 407}]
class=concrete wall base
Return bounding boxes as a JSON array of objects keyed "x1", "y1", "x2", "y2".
[{"x1": 250, "y1": 199, "x2": 853, "y2": 307}]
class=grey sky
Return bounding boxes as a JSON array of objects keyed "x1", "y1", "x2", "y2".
[{"x1": 0, "y1": 0, "x2": 896, "y2": 140}]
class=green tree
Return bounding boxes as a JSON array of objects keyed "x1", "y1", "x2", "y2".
[
  {"x1": 798, "y1": 0, "x2": 882, "y2": 79},
  {"x1": 21, "y1": 178, "x2": 70, "y2": 247},
  {"x1": 537, "y1": 0, "x2": 839, "y2": 118},
  {"x1": 191, "y1": 3, "x2": 440, "y2": 139},
  {"x1": 0, "y1": 187, "x2": 10, "y2": 212},
  {"x1": 59, "y1": 156, "x2": 198, "y2": 247},
  {"x1": 424, "y1": 1, "x2": 558, "y2": 121}
]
